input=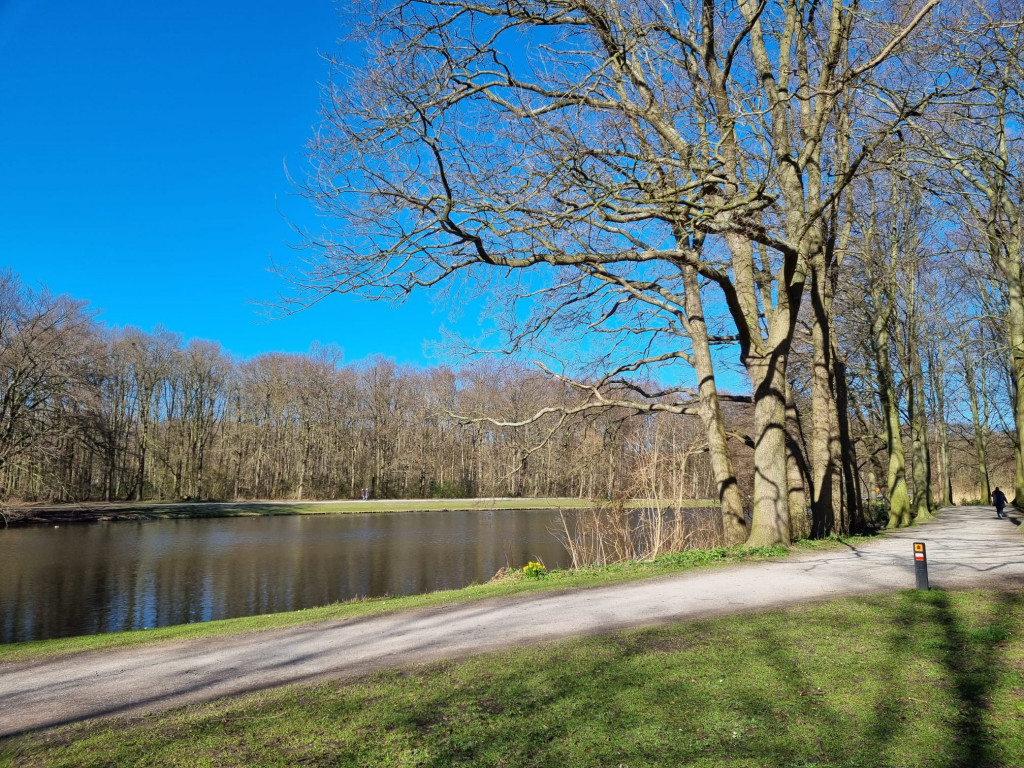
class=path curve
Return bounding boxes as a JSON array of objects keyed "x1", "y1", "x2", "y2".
[{"x1": 2, "y1": 505, "x2": 1023, "y2": 737}]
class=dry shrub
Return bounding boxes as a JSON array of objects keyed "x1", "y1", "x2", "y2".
[
  {"x1": 556, "y1": 502, "x2": 723, "y2": 568},
  {"x1": 555, "y1": 419, "x2": 724, "y2": 568}
]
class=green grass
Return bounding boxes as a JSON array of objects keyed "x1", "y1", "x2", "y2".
[
  {"x1": 0, "y1": 540, "x2": 811, "y2": 664},
  {"x1": 4, "y1": 588, "x2": 1022, "y2": 767}
]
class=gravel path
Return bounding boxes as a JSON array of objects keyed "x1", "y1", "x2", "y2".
[{"x1": 2, "y1": 505, "x2": 1022, "y2": 737}]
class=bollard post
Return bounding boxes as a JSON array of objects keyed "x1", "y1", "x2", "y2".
[{"x1": 913, "y1": 542, "x2": 929, "y2": 590}]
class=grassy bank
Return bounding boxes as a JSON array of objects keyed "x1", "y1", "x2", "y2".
[
  {"x1": 1, "y1": 496, "x2": 717, "y2": 525},
  {"x1": 4, "y1": 588, "x2": 1022, "y2": 767},
  {"x1": 0, "y1": 538, "x2": 865, "y2": 665}
]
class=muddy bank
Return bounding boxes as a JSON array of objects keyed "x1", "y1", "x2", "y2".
[{"x1": 0, "y1": 502, "x2": 298, "y2": 527}]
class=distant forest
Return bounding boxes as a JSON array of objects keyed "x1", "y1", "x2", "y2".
[{"x1": 0, "y1": 273, "x2": 730, "y2": 504}]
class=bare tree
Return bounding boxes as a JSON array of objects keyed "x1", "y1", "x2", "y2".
[
  {"x1": 847, "y1": 172, "x2": 914, "y2": 526},
  {"x1": 895, "y1": 249, "x2": 936, "y2": 520},
  {"x1": 0, "y1": 272, "x2": 95, "y2": 490},
  {"x1": 290, "y1": 0, "x2": 940, "y2": 545},
  {"x1": 910, "y1": 1, "x2": 1024, "y2": 500}
]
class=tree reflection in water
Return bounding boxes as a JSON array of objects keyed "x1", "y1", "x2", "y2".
[{"x1": 0, "y1": 509, "x2": 573, "y2": 643}]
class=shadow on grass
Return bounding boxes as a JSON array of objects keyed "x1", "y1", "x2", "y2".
[
  {"x1": 931, "y1": 589, "x2": 1018, "y2": 768},
  {"x1": 275, "y1": 592, "x2": 1023, "y2": 767},
  {"x1": 844, "y1": 588, "x2": 1017, "y2": 768},
  {"x1": 384, "y1": 591, "x2": 1024, "y2": 768},
  {"x1": 4, "y1": 591, "x2": 1023, "y2": 767}
]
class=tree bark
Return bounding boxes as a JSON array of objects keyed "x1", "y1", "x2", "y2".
[
  {"x1": 928, "y1": 346, "x2": 953, "y2": 507},
  {"x1": 834, "y1": 352, "x2": 864, "y2": 532},
  {"x1": 680, "y1": 263, "x2": 746, "y2": 545},
  {"x1": 964, "y1": 343, "x2": 992, "y2": 502},
  {"x1": 785, "y1": 377, "x2": 810, "y2": 541},
  {"x1": 868, "y1": 270, "x2": 911, "y2": 527},
  {"x1": 809, "y1": 252, "x2": 837, "y2": 538},
  {"x1": 745, "y1": 347, "x2": 793, "y2": 547},
  {"x1": 904, "y1": 269, "x2": 934, "y2": 520}
]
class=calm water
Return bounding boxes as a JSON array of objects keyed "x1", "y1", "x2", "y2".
[{"x1": 0, "y1": 509, "x2": 573, "y2": 643}]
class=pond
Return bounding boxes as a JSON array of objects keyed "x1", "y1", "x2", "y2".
[{"x1": 0, "y1": 508, "x2": 574, "y2": 644}]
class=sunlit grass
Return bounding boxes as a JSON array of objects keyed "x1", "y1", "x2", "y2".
[{"x1": 4, "y1": 589, "x2": 1021, "y2": 767}]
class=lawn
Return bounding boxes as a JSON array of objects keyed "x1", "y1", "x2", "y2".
[{"x1": 3, "y1": 589, "x2": 1021, "y2": 767}]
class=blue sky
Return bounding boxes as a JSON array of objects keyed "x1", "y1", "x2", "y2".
[{"x1": 0, "y1": 0, "x2": 451, "y2": 367}]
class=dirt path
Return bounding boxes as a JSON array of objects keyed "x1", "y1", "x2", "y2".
[{"x1": 2, "y1": 505, "x2": 1022, "y2": 737}]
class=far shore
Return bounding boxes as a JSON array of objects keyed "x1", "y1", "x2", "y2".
[{"x1": 0, "y1": 496, "x2": 717, "y2": 526}]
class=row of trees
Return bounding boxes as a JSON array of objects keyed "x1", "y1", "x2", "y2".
[
  {"x1": 0, "y1": 254, "x2": 1017, "y2": 536},
  {"x1": 290, "y1": 0, "x2": 1024, "y2": 545},
  {"x1": 0, "y1": 273, "x2": 724, "y2": 504}
]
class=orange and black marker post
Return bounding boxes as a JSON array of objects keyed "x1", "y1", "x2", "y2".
[{"x1": 913, "y1": 542, "x2": 929, "y2": 590}]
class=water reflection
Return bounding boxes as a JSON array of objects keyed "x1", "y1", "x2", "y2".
[{"x1": 0, "y1": 509, "x2": 572, "y2": 643}]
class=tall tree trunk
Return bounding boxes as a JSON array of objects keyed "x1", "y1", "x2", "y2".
[
  {"x1": 745, "y1": 348, "x2": 792, "y2": 547},
  {"x1": 868, "y1": 278, "x2": 911, "y2": 527},
  {"x1": 864, "y1": 206, "x2": 911, "y2": 528},
  {"x1": 297, "y1": 423, "x2": 310, "y2": 501},
  {"x1": 964, "y1": 344, "x2": 992, "y2": 502},
  {"x1": 908, "y1": 374, "x2": 933, "y2": 520},
  {"x1": 809, "y1": 253, "x2": 837, "y2": 538},
  {"x1": 680, "y1": 262, "x2": 745, "y2": 544},
  {"x1": 785, "y1": 377, "x2": 810, "y2": 541},
  {"x1": 834, "y1": 352, "x2": 864, "y2": 533},
  {"x1": 905, "y1": 271, "x2": 934, "y2": 520},
  {"x1": 135, "y1": 398, "x2": 149, "y2": 502},
  {"x1": 928, "y1": 346, "x2": 953, "y2": 507}
]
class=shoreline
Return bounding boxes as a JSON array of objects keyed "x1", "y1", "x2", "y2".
[{"x1": 0, "y1": 497, "x2": 718, "y2": 527}]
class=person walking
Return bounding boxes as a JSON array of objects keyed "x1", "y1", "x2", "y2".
[{"x1": 992, "y1": 487, "x2": 1008, "y2": 519}]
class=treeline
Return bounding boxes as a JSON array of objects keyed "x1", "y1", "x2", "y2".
[
  {"x1": 0, "y1": 273, "x2": 722, "y2": 503},
  {"x1": 2, "y1": 263, "x2": 1018, "y2": 526}
]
